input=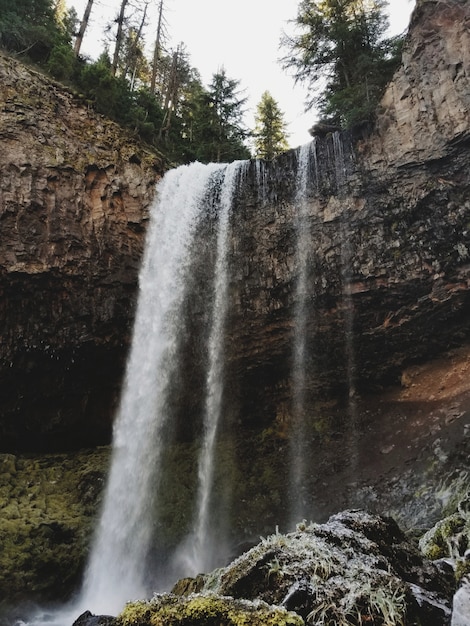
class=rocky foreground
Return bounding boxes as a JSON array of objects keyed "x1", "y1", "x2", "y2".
[{"x1": 69, "y1": 508, "x2": 470, "y2": 626}]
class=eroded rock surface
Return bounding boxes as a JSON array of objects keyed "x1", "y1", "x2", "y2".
[{"x1": 0, "y1": 54, "x2": 162, "y2": 450}]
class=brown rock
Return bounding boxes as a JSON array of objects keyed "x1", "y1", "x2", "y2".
[{"x1": 0, "y1": 53, "x2": 163, "y2": 451}]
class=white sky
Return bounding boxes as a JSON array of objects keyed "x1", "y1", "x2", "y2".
[{"x1": 69, "y1": 0, "x2": 416, "y2": 149}]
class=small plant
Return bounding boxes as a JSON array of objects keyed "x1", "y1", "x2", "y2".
[{"x1": 265, "y1": 557, "x2": 284, "y2": 584}]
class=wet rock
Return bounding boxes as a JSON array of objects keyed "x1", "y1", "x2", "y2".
[
  {"x1": 73, "y1": 610, "x2": 116, "y2": 626},
  {"x1": 451, "y1": 576, "x2": 470, "y2": 626},
  {"x1": 197, "y1": 510, "x2": 453, "y2": 625}
]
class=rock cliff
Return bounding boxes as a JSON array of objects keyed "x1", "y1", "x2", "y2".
[
  {"x1": 0, "y1": 55, "x2": 163, "y2": 450},
  {"x1": 1, "y1": 0, "x2": 470, "y2": 613}
]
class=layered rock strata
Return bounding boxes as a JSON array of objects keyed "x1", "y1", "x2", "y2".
[{"x1": 0, "y1": 54, "x2": 162, "y2": 450}]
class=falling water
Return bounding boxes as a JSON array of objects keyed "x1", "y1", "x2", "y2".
[
  {"x1": 79, "y1": 161, "x2": 225, "y2": 616},
  {"x1": 332, "y1": 131, "x2": 359, "y2": 478},
  {"x1": 290, "y1": 141, "x2": 317, "y2": 525},
  {"x1": 172, "y1": 160, "x2": 246, "y2": 577}
]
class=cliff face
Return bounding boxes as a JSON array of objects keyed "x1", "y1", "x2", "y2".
[
  {"x1": 218, "y1": 0, "x2": 470, "y2": 432},
  {"x1": 1, "y1": 1, "x2": 469, "y2": 454},
  {"x1": 0, "y1": 54, "x2": 163, "y2": 451},
  {"x1": 160, "y1": 0, "x2": 470, "y2": 539},
  {"x1": 367, "y1": 0, "x2": 470, "y2": 168}
]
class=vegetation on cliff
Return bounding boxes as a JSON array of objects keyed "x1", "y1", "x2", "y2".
[
  {"x1": 0, "y1": 448, "x2": 109, "y2": 609},
  {"x1": 0, "y1": 0, "x2": 403, "y2": 162},
  {"x1": 281, "y1": 0, "x2": 404, "y2": 128}
]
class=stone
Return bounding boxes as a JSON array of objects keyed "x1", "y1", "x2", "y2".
[
  {"x1": 0, "y1": 52, "x2": 163, "y2": 451},
  {"x1": 171, "y1": 510, "x2": 454, "y2": 625},
  {"x1": 451, "y1": 576, "x2": 470, "y2": 626},
  {"x1": 115, "y1": 594, "x2": 303, "y2": 626}
]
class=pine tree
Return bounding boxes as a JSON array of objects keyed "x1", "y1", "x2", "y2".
[
  {"x1": 0, "y1": 0, "x2": 61, "y2": 61},
  {"x1": 254, "y1": 91, "x2": 289, "y2": 160},
  {"x1": 73, "y1": 0, "x2": 94, "y2": 56},
  {"x1": 196, "y1": 68, "x2": 250, "y2": 163},
  {"x1": 281, "y1": 0, "x2": 403, "y2": 127}
]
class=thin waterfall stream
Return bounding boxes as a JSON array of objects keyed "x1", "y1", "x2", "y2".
[
  {"x1": 172, "y1": 160, "x2": 246, "y2": 578},
  {"x1": 333, "y1": 132, "x2": 359, "y2": 479},
  {"x1": 289, "y1": 141, "x2": 316, "y2": 526}
]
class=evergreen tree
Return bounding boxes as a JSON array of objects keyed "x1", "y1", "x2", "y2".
[
  {"x1": 281, "y1": 0, "x2": 403, "y2": 127},
  {"x1": 254, "y1": 91, "x2": 289, "y2": 160},
  {"x1": 0, "y1": 0, "x2": 63, "y2": 61},
  {"x1": 74, "y1": 0, "x2": 94, "y2": 56},
  {"x1": 194, "y1": 68, "x2": 250, "y2": 163}
]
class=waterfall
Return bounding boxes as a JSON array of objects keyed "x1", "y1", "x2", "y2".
[
  {"x1": 172, "y1": 160, "x2": 246, "y2": 578},
  {"x1": 333, "y1": 132, "x2": 359, "y2": 478},
  {"x1": 21, "y1": 138, "x2": 361, "y2": 626},
  {"x1": 289, "y1": 141, "x2": 317, "y2": 525},
  {"x1": 80, "y1": 161, "x2": 226, "y2": 615}
]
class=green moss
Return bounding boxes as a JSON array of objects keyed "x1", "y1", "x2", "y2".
[
  {"x1": 419, "y1": 513, "x2": 466, "y2": 560},
  {"x1": 117, "y1": 593, "x2": 303, "y2": 626},
  {"x1": 0, "y1": 447, "x2": 109, "y2": 607},
  {"x1": 455, "y1": 558, "x2": 470, "y2": 583}
]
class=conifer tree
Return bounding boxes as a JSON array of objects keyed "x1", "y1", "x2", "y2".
[
  {"x1": 193, "y1": 69, "x2": 250, "y2": 163},
  {"x1": 254, "y1": 91, "x2": 289, "y2": 160},
  {"x1": 74, "y1": 0, "x2": 94, "y2": 56},
  {"x1": 281, "y1": 0, "x2": 403, "y2": 127},
  {"x1": 0, "y1": 0, "x2": 61, "y2": 60}
]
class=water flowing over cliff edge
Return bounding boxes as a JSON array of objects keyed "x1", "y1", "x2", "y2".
[{"x1": 1, "y1": 0, "x2": 470, "y2": 616}]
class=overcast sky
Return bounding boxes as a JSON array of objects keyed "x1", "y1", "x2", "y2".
[{"x1": 69, "y1": 0, "x2": 416, "y2": 148}]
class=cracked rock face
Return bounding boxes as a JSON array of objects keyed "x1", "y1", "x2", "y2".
[
  {"x1": 0, "y1": 53, "x2": 162, "y2": 451},
  {"x1": 0, "y1": 0, "x2": 469, "y2": 474},
  {"x1": 363, "y1": 0, "x2": 470, "y2": 169}
]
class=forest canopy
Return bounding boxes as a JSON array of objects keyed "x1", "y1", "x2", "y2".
[{"x1": 0, "y1": 0, "x2": 404, "y2": 163}]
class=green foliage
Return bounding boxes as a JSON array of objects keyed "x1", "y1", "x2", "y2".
[
  {"x1": 0, "y1": 0, "x2": 73, "y2": 63},
  {"x1": 78, "y1": 53, "x2": 133, "y2": 123},
  {"x1": 0, "y1": 2, "x2": 251, "y2": 164},
  {"x1": 191, "y1": 69, "x2": 251, "y2": 163},
  {"x1": 46, "y1": 42, "x2": 75, "y2": 80},
  {"x1": 282, "y1": 0, "x2": 404, "y2": 128},
  {"x1": 254, "y1": 91, "x2": 289, "y2": 160}
]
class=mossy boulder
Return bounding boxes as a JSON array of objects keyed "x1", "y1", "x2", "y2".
[
  {"x1": 189, "y1": 510, "x2": 454, "y2": 625},
  {"x1": 116, "y1": 594, "x2": 303, "y2": 626},
  {"x1": 419, "y1": 492, "x2": 470, "y2": 583}
]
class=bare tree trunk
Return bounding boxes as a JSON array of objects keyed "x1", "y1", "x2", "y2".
[
  {"x1": 123, "y1": 2, "x2": 148, "y2": 85},
  {"x1": 150, "y1": 0, "x2": 164, "y2": 93},
  {"x1": 112, "y1": 0, "x2": 129, "y2": 76},
  {"x1": 74, "y1": 0, "x2": 94, "y2": 56},
  {"x1": 159, "y1": 47, "x2": 180, "y2": 140}
]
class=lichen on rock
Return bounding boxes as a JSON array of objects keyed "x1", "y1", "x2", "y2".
[
  {"x1": 170, "y1": 510, "x2": 454, "y2": 625},
  {"x1": 116, "y1": 593, "x2": 303, "y2": 626}
]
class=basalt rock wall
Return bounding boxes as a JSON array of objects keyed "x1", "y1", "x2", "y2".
[
  {"x1": 219, "y1": 0, "x2": 470, "y2": 432},
  {"x1": 0, "y1": 54, "x2": 163, "y2": 451},
  {"x1": 1, "y1": 0, "x2": 470, "y2": 454}
]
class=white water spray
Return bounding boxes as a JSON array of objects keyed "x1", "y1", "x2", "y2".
[
  {"x1": 79, "y1": 161, "x2": 225, "y2": 616},
  {"x1": 173, "y1": 161, "x2": 245, "y2": 577},
  {"x1": 290, "y1": 141, "x2": 317, "y2": 525}
]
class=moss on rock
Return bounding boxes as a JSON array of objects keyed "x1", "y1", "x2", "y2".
[
  {"x1": 117, "y1": 593, "x2": 303, "y2": 626},
  {"x1": 0, "y1": 448, "x2": 109, "y2": 610},
  {"x1": 419, "y1": 490, "x2": 470, "y2": 582}
]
